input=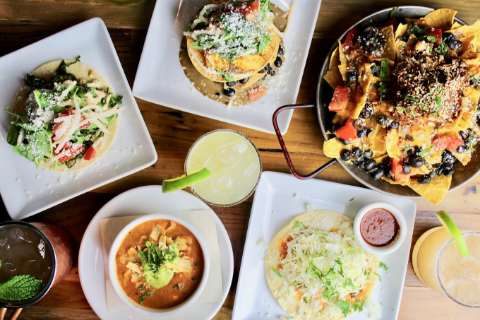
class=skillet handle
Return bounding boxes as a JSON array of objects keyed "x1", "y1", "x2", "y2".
[{"x1": 272, "y1": 103, "x2": 337, "y2": 180}]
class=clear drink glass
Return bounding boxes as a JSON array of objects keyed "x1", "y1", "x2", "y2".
[
  {"x1": 412, "y1": 227, "x2": 480, "y2": 307},
  {"x1": 185, "y1": 129, "x2": 262, "y2": 207}
]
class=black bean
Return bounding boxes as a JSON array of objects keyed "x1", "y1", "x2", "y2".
[
  {"x1": 351, "y1": 147, "x2": 362, "y2": 160},
  {"x1": 357, "y1": 128, "x2": 369, "y2": 138},
  {"x1": 223, "y1": 88, "x2": 236, "y2": 97},
  {"x1": 370, "y1": 168, "x2": 384, "y2": 180},
  {"x1": 377, "y1": 114, "x2": 391, "y2": 127},
  {"x1": 411, "y1": 157, "x2": 425, "y2": 168},
  {"x1": 456, "y1": 145, "x2": 467, "y2": 153},
  {"x1": 239, "y1": 77, "x2": 249, "y2": 84},
  {"x1": 370, "y1": 63, "x2": 380, "y2": 77},
  {"x1": 278, "y1": 45, "x2": 284, "y2": 56},
  {"x1": 347, "y1": 69, "x2": 358, "y2": 84},
  {"x1": 363, "y1": 149, "x2": 373, "y2": 159},
  {"x1": 402, "y1": 164, "x2": 412, "y2": 174},
  {"x1": 416, "y1": 174, "x2": 432, "y2": 184},
  {"x1": 388, "y1": 121, "x2": 399, "y2": 129},
  {"x1": 274, "y1": 56, "x2": 283, "y2": 68},
  {"x1": 442, "y1": 150, "x2": 455, "y2": 165},
  {"x1": 359, "y1": 103, "x2": 374, "y2": 119},
  {"x1": 363, "y1": 159, "x2": 377, "y2": 171},
  {"x1": 443, "y1": 32, "x2": 463, "y2": 50},
  {"x1": 459, "y1": 130, "x2": 469, "y2": 141},
  {"x1": 340, "y1": 149, "x2": 352, "y2": 161},
  {"x1": 226, "y1": 81, "x2": 237, "y2": 87}
]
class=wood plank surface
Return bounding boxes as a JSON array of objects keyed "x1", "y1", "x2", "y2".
[{"x1": 1, "y1": 0, "x2": 480, "y2": 319}]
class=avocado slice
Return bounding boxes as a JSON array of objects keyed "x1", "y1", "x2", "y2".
[{"x1": 144, "y1": 265, "x2": 175, "y2": 289}]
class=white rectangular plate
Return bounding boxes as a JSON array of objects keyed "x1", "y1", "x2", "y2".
[
  {"x1": 0, "y1": 18, "x2": 157, "y2": 219},
  {"x1": 133, "y1": 0, "x2": 321, "y2": 134},
  {"x1": 233, "y1": 171, "x2": 416, "y2": 320}
]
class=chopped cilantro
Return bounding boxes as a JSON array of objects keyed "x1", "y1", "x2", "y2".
[
  {"x1": 425, "y1": 35, "x2": 436, "y2": 43},
  {"x1": 435, "y1": 42, "x2": 448, "y2": 55}
]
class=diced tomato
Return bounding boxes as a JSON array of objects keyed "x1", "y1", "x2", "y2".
[
  {"x1": 432, "y1": 134, "x2": 463, "y2": 152},
  {"x1": 328, "y1": 86, "x2": 350, "y2": 112},
  {"x1": 343, "y1": 28, "x2": 357, "y2": 50},
  {"x1": 391, "y1": 158, "x2": 408, "y2": 180},
  {"x1": 55, "y1": 142, "x2": 84, "y2": 163},
  {"x1": 430, "y1": 28, "x2": 443, "y2": 45},
  {"x1": 279, "y1": 235, "x2": 293, "y2": 260},
  {"x1": 232, "y1": 0, "x2": 259, "y2": 15},
  {"x1": 83, "y1": 146, "x2": 96, "y2": 161},
  {"x1": 247, "y1": 85, "x2": 267, "y2": 102},
  {"x1": 335, "y1": 118, "x2": 357, "y2": 142}
]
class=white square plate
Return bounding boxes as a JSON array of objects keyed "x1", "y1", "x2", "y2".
[
  {"x1": 233, "y1": 172, "x2": 416, "y2": 320},
  {"x1": 133, "y1": 0, "x2": 321, "y2": 134},
  {"x1": 0, "y1": 18, "x2": 157, "y2": 219}
]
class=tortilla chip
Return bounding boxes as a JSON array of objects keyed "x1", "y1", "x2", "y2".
[
  {"x1": 409, "y1": 175, "x2": 452, "y2": 204},
  {"x1": 367, "y1": 125, "x2": 387, "y2": 157},
  {"x1": 395, "y1": 23, "x2": 408, "y2": 39},
  {"x1": 385, "y1": 129, "x2": 402, "y2": 158},
  {"x1": 351, "y1": 64, "x2": 374, "y2": 119},
  {"x1": 338, "y1": 40, "x2": 348, "y2": 81},
  {"x1": 381, "y1": 25, "x2": 396, "y2": 61},
  {"x1": 323, "y1": 138, "x2": 345, "y2": 158},
  {"x1": 451, "y1": 21, "x2": 463, "y2": 30},
  {"x1": 422, "y1": 8, "x2": 457, "y2": 30},
  {"x1": 324, "y1": 47, "x2": 343, "y2": 88},
  {"x1": 452, "y1": 20, "x2": 480, "y2": 39},
  {"x1": 453, "y1": 151, "x2": 472, "y2": 166}
]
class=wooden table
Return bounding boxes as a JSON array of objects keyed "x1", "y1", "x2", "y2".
[{"x1": 1, "y1": 0, "x2": 480, "y2": 319}]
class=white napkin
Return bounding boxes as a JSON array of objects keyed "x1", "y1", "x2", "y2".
[{"x1": 99, "y1": 210, "x2": 223, "y2": 319}]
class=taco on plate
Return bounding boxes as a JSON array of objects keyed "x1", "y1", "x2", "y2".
[{"x1": 6, "y1": 57, "x2": 122, "y2": 171}]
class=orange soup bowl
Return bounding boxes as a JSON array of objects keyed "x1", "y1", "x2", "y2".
[{"x1": 108, "y1": 213, "x2": 210, "y2": 315}]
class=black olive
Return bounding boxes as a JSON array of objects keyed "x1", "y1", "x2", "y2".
[
  {"x1": 340, "y1": 149, "x2": 352, "y2": 161},
  {"x1": 351, "y1": 147, "x2": 363, "y2": 160},
  {"x1": 442, "y1": 150, "x2": 456, "y2": 165},
  {"x1": 274, "y1": 56, "x2": 283, "y2": 68},
  {"x1": 357, "y1": 128, "x2": 369, "y2": 138},
  {"x1": 359, "y1": 103, "x2": 374, "y2": 119},
  {"x1": 226, "y1": 81, "x2": 237, "y2": 87},
  {"x1": 239, "y1": 77, "x2": 249, "y2": 84},
  {"x1": 457, "y1": 145, "x2": 467, "y2": 153},
  {"x1": 402, "y1": 163, "x2": 412, "y2": 174},
  {"x1": 411, "y1": 157, "x2": 425, "y2": 168},
  {"x1": 370, "y1": 168, "x2": 384, "y2": 180},
  {"x1": 363, "y1": 159, "x2": 377, "y2": 171},
  {"x1": 363, "y1": 149, "x2": 373, "y2": 159},
  {"x1": 388, "y1": 121, "x2": 399, "y2": 130},
  {"x1": 223, "y1": 88, "x2": 236, "y2": 97},
  {"x1": 416, "y1": 174, "x2": 432, "y2": 184},
  {"x1": 376, "y1": 114, "x2": 391, "y2": 127}
]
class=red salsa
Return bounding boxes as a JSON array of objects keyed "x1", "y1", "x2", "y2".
[{"x1": 360, "y1": 208, "x2": 399, "y2": 246}]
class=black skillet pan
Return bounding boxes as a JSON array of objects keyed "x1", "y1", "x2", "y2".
[{"x1": 272, "y1": 6, "x2": 480, "y2": 197}]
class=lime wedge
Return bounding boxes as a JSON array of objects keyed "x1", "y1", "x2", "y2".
[
  {"x1": 436, "y1": 211, "x2": 469, "y2": 257},
  {"x1": 162, "y1": 168, "x2": 211, "y2": 193}
]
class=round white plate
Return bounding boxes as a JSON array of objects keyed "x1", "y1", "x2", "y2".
[{"x1": 78, "y1": 185, "x2": 234, "y2": 320}]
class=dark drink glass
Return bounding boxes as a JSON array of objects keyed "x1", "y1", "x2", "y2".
[{"x1": 0, "y1": 221, "x2": 72, "y2": 308}]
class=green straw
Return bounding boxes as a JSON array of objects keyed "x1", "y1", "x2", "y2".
[
  {"x1": 436, "y1": 211, "x2": 469, "y2": 257},
  {"x1": 162, "y1": 168, "x2": 211, "y2": 193}
]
